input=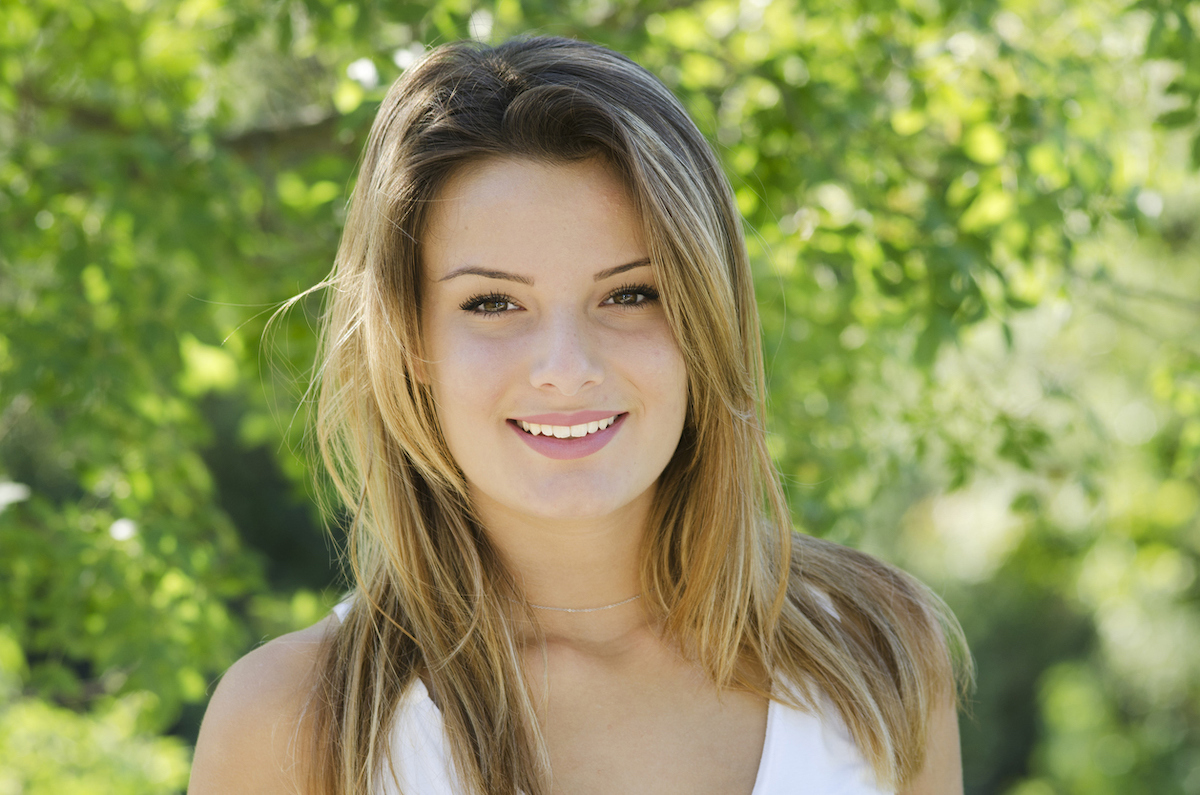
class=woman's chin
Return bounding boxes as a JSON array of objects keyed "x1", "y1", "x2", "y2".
[
  {"x1": 507, "y1": 495, "x2": 632, "y2": 524},
  {"x1": 470, "y1": 478, "x2": 655, "y2": 527}
]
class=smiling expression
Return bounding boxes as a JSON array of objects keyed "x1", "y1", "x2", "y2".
[{"x1": 419, "y1": 157, "x2": 689, "y2": 523}]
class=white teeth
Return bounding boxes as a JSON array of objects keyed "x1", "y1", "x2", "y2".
[{"x1": 517, "y1": 415, "x2": 620, "y2": 439}]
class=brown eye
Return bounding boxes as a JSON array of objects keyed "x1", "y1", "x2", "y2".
[
  {"x1": 460, "y1": 294, "x2": 518, "y2": 314},
  {"x1": 603, "y1": 283, "x2": 660, "y2": 308}
]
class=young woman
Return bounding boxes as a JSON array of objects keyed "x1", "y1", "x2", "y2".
[{"x1": 189, "y1": 36, "x2": 970, "y2": 795}]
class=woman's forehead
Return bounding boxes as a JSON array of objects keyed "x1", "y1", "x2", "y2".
[{"x1": 420, "y1": 156, "x2": 647, "y2": 284}]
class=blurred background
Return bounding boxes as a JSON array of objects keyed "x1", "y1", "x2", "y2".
[{"x1": 2, "y1": 0, "x2": 1199, "y2": 792}]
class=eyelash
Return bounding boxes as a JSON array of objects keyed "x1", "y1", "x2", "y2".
[
  {"x1": 606, "y1": 282, "x2": 661, "y2": 307},
  {"x1": 459, "y1": 293, "x2": 518, "y2": 315},
  {"x1": 459, "y1": 283, "x2": 661, "y2": 316}
]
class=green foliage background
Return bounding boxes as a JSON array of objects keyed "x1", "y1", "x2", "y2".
[{"x1": 2, "y1": 0, "x2": 1199, "y2": 791}]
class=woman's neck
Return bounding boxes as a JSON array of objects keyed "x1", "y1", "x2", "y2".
[{"x1": 469, "y1": 483, "x2": 655, "y2": 643}]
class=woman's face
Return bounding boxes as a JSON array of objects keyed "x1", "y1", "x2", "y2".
[{"x1": 420, "y1": 157, "x2": 688, "y2": 525}]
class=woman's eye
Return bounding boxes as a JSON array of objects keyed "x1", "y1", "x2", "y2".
[
  {"x1": 604, "y1": 283, "x2": 660, "y2": 307},
  {"x1": 461, "y1": 294, "x2": 518, "y2": 314}
]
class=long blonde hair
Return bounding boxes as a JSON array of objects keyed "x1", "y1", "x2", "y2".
[{"x1": 305, "y1": 36, "x2": 970, "y2": 794}]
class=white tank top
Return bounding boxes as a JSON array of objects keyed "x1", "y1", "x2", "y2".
[{"x1": 332, "y1": 602, "x2": 892, "y2": 794}]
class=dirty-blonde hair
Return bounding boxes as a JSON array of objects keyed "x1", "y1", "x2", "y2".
[{"x1": 305, "y1": 35, "x2": 970, "y2": 794}]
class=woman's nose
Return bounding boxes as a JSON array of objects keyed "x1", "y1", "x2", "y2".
[{"x1": 528, "y1": 311, "x2": 604, "y2": 396}]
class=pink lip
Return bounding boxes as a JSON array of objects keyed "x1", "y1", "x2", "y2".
[
  {"x1": 508, "y1": 413, "x2": 627, "y2": 460},
  {"x1": 513, "y1": 410, "x2": 621, "y2": 425}
]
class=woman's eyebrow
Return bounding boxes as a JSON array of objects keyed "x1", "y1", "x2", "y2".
[
  {"x1": 437, "y1": 267, "x2": 534, "y2": 284},
  {"x1": 436, "y1": 258, "x2": 651, "y2": 284},
  {"x1": 592, "y1": 258, "x2": 651, "y2": 281}
]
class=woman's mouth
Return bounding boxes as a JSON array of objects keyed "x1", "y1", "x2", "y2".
[
  {"x1": 515, "y1": 414, "x2": 621, "y2": 438},
  {"x1": 506, "y1": 413, "x2": 627, "y2": 460}
]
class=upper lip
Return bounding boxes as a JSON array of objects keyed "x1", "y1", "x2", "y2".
[{"x1": 512, "y1": 410, "x2": 623, "y2": 425}]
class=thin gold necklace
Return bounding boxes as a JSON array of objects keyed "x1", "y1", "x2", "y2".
[{"x1": 525, "y1": 593, "x2": 643, "y2": 613}]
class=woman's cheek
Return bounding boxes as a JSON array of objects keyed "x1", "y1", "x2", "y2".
[
  {"x1": 613, "y1": 321, "x2": 685, "y2": 380},
  {"x1": 440, "y1": 327, "x2": 524, "y2": 393}
]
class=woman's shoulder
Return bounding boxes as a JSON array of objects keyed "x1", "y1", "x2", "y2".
[
  {"x1": 785, "y1": 531, "x2": 967, "y2": 681},
  {"x1": 786, "y1": 532, "x2": 951, "y2": 630},
  {"x1": 780, "y1": 532, "x2": 969, "y2": 794},
  {"x1": 187, "y1": 616, "x2": 337, "y2": 795}
]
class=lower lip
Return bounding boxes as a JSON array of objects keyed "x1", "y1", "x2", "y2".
[{"x1": 508, "y1": 414, "x2": 626, "y2": 460}]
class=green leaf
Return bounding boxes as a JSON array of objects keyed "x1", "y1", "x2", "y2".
[
  {"x1": 963, "y1": 124, "x2": 1007, "y2": 165},
  {"x1": 1157, "y1": 106, "x2": 1197, "y2": 128}
]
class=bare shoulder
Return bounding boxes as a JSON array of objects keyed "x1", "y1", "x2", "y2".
[
  {"x1": 897, "y1": 694, "x2": 963, "y2": 795},
  {"x1": 188, "y1": 616, "x2": 337, "y2": 795}
]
